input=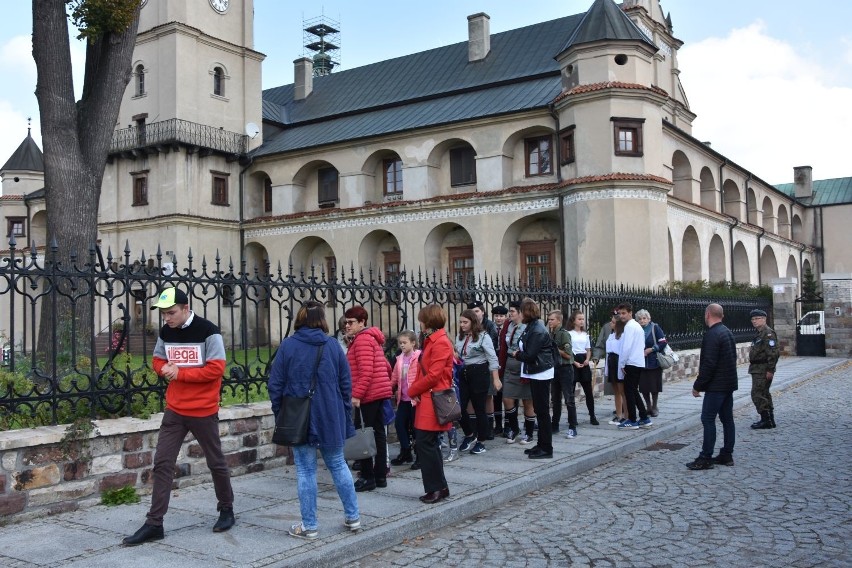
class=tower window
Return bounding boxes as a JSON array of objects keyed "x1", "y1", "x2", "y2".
[
  {"x1": 7, "y1": 217, "x2": 25, "y2": 238},
  {"x1": 213, "y1": 67, "x2": 225, "y2": 97},
  {"x1": 131, "y1": 170, "x2": 149, "y2": 206},
  {"x1": 612, "y1": 117, "x2": 645, "y2": 157},
  {"x1": 135, "y1": 64, "x2": 145, "y2": 96},
  {"x1": 212, "y1": 172, "x2": 230, "y2": 205},
  {"x1": 560, "y1": 126, "x2": 576, "y2": 165}
]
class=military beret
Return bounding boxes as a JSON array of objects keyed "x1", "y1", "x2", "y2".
[
  {"x1": 467, "y1": 300, "x2": 485, "y2": 310},
  {"x1": 750, "y1": 309, "x2": 767, "y2": 318},
  {"x1": 491, "y1": 306, "x2": 508, "y2": 315}
]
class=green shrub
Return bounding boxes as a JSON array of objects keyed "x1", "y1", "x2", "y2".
[{"x1": 101, "y1": 485, "x2": 140, "y2": 506}]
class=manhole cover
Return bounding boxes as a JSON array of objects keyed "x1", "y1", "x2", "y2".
[{"x1": 643, "y1": 442, "x2": 688, "y2": 451}]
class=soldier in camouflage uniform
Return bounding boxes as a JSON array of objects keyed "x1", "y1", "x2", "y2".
[{"x1": 748, "y1": 309, "x2": 780, "y2": 429}]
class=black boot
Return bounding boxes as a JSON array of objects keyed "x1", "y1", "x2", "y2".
[
  {"x1": 768, "y1": 410, "x2": 776, "y2": 428},
  {"x1": 410, "y1": 444, "x2": 421, "y2": 470},
  {"x1": 390, "y1": 447, "x2": 413, "y2": 466},
  {"x1": 751, "y1": 411, "x2": 772, "y2": 430}
]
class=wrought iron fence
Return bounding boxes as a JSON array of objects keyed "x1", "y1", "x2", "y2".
[
  {"x1": 0, "y1": 240, "x2": 770, "y2": 427},
  {"x1": 109, "y1": 118, "x2": 248, "y2": 155}
]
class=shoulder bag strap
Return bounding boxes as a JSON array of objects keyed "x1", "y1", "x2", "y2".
[
  {"x1": 308, "y1": 344, "x2": 324, "y2": 397},
  {"x1": 650, "y1": 324, "x2": 657, "y2": 350}
]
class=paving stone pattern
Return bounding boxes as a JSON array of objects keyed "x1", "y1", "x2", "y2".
[{"x1": 352, "y1": 363, "x2": 851, "y2": 568}]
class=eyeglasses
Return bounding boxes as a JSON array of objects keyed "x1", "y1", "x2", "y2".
[{"x1": 344, "y1": 319, "x2": 359, "y2": 326}]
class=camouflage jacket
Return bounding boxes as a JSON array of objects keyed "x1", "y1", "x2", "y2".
[{"x1": 748, "y1": 325, "x2": 779, "y2": 374}]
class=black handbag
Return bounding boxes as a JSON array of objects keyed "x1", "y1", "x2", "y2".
[
  {"x1": 344, "y1": 407, "x2": 377, "y2": 460},
  {"x1": 272, "y1": 344, "x2": 324, "y2": 446}
]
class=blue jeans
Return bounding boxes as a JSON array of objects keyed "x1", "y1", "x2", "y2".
[
  {"x1": 700, "y1": 391, "x2": 735, "y2": 459},
  {"x1": 292, "y1": 444, "x2": 360, "y2": 530}
]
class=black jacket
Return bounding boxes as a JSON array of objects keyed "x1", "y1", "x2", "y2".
[
  {"x1": 693, "y1": 322, "x2": 738, "y2": 393},
  {"x1": 514, "y1": 318, "x2": 554, "y2": 375}
]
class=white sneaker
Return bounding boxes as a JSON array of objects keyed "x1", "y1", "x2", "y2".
[
  {"x1": 519, "y1": 434, "x2": 534, "y2": 445},
  {"x1": 565, "y1": 428, "x2": 577, "y2": 439},
  {"x1": 608, "y1": 417, "x2": 621, "y2": 425},
  {"x1": 443, "y1": 448, "x2": 459, "y2": 462}
]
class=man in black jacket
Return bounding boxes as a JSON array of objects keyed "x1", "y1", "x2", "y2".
[{"x1": 688, "y1": 303, "x2": 738, "y2": 470}]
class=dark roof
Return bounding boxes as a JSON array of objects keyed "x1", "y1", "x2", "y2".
[
  {"x1": 556, "y1": 0, "x2": 656, "y2": 57},
  {"x1": 774, "y1": 177, "x2": 852, "y2": 207},
  {"x1": 1, "y1": 130, "x2": 44, "y2": 173},
  {"x1": 255, "y1": 6, "x2": 619, "y2": 157}
]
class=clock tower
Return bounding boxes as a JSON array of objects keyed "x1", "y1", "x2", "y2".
[{"x1": 100, "y1": 0, "x2": 265, "y2": 263}]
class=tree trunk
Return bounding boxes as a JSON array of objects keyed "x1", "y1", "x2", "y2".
[{"x1": 32, "y1": 0, "x2": 140, "y2": 377}]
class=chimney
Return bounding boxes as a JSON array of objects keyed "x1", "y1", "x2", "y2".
[
  {"x1": 294, "y1": 57, "x2": 313, "y2": 100},
  {"x1": 793, "y1": 165, "x2": 813, "y2": 198},
  {"x1": 467, "y1": 13, "x2": 490, "y2": 62}
]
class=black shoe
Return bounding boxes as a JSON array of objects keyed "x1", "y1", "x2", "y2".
[
  {"x1": 590, "y1": 416, "x2": 599, "y2": 426},
  {"x1": 527, "y1": 448, "x2": 553, "y2": 459},
  {"x1": 550, "y1": 421, "x2": 560, "y2": 433},
  {"x1": 122, "y1": 523, "x2": 164, "y2": 546},
  {"x1": 686, "y1": 457, "x2": 714, "y2": 470},
  {"x1": 213, "y1": 507, "x2": 235, "y2": 532},
  {"x1": 711, "y1": 454, "x2": 734, "y2": 466},
  {"x1": 390, "y1": 449, "x2": 413, "y2": 465},
  {"x1": 354, "y1": 478, "x2": 376, "y2": 492},
  {"x1": 375, "y1": 478, "x2": 387, "y2": 488},
  {"x1": 523, "y1": 445, "x2": 540, "y2": 455},
  {"x1": 751, "y1": 411, "x2": 773, "y2": 430},
  {"x1": 410, "y1": 462, "x2": 421, "y2": 471}
]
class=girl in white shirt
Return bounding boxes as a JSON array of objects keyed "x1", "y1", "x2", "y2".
[{"x1": 568, "y1": 310, "x2": 598, "y2": 425}]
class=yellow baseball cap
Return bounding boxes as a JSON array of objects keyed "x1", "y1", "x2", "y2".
[{"x1": 150, "y1": 287, "x2": 189, "y2": 310}]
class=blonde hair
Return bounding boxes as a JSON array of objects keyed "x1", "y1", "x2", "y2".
[{"x1": 397, "y1": 330, "x2": 418, "y2": 347}]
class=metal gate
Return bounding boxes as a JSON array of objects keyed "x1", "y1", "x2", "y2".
[{"x1": 795, "y1": 297, "x2": 826, "y2": 357}]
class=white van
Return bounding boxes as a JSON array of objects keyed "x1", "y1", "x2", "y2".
[{"x1": 797, "y1": 311, "x2": 825, "y2": 335}]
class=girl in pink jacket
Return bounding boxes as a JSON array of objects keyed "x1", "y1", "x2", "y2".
[{"x1": 390, "y1": 331, "x2": 421, "y2": 468}]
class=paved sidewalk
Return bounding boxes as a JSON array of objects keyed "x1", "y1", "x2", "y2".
[{"x1": 0, "y1": 357, "x2": 844, "y2": 568}]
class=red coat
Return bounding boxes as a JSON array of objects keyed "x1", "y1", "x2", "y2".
[
  {"x1": 408, "y1": 328, "x2": 453, "y2": 432},
  {"x1": 347, "y1": 327, "x2": 393, "y2": 403}
]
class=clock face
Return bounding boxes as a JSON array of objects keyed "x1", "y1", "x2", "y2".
[{"x1": 209, "y1": 0, "x2": 229, "y2": 14}]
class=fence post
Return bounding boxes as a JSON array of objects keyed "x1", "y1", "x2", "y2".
[
  {"x1": 821, "y1": 273, "x2": 852, "y2": 358},
  {"x1": 770, "y1": 277, "x2": 798, "y2": 356}
]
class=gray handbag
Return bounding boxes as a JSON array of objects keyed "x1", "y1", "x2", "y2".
[{"x1": 344, "y1": 407, "x2": 377, "y2": 461}]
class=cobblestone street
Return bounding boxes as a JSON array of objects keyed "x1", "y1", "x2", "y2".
[{"x1": 352, "y1": 364, "x2": 851, "y2": 568}]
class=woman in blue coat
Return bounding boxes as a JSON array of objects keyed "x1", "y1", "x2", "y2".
[{"x1": 268, "y1": 301, "x2": 360, "y2": 540}]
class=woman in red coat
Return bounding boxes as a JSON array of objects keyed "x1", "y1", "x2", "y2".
[
  {"x1": 344, "y1": 306, "x2": 393, "y2": 492},
  {"x1": 408, "y1": 304, "x2": 453, "y2": 504}
]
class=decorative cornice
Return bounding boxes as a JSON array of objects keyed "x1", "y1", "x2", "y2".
[
  {"x1": 246, "y1": 198, "x2": 559, "y2": 238},
  {"x1": 563, "y1": 187, "x2": 667, "y2": 206}
]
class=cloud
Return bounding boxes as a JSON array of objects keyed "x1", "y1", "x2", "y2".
[{"x1": 679, "y1": 22, "x2": 852, "y2": 184}]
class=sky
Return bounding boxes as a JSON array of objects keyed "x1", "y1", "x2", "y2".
[{"x1": 1, "y1": 0, "x2": 850, "y2": 186}]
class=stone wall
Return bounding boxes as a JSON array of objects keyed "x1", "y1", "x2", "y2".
[
  {"x1": 822, "y1": 273, "x2": 852, "y2": 358},
  {"x1": 0, "y1": 342, "x2": 752, "y2": 523},
  {"x1": 0, "y1": 403, "x2": 284, "y2": 523}
]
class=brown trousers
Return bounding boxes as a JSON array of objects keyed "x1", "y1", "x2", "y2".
[{"x1": 147, "y1": 409, "x2": 234, "y2": 526}]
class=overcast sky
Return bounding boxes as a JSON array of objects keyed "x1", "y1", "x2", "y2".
[{"x1": 1, "y1": 0, "x2": 850, "y2": 186}]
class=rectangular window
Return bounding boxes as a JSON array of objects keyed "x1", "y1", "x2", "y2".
[
  {"x1": 383, "y1": 250, "x2": 402, "y2": 304},
  {"x1": 520, "y1": 240, "x2": 556, "y2": 287},
  {"x1": 212, "y1": 172, "x2": 230, "y2": 205},
  {"x1": 525, "y1": 135, "x2": 553, "y2": 177},
  {"x1": 450, "y1": 147, "x2": 476, "y2": 187},
  {"x1": 131, "y1": 171, "x2": 148, "y2": 206},
  {"x1": 264, "y1": 178, "x2": 273, "y2": 213},
  {"x1": 612, "y1": 117, "x2": 644, "y2": 157},
  {"x1": 447, "y1": 245, "x2": 474, "y2": 289},
  {"x1": 560, "y1": 126, "x2": 576, "y2": 165},
  {"x1": 7, "y1": 217, "x2": 25, "y2": 238},
  {"x1": 318, "y1": 167, "x2": 339, "y2": 205},
  {"x1": 383, "y1": 158, "x2": 403, "y2": 197}
]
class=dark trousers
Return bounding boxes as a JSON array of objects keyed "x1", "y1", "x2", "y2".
[
  {"x1": 148, "y1": 409, "x2": 233, "y2": 526},
  {"x1": 750, "y1": 373, "x2": 774, "y2": 412},
  {"x1": 530, "y1": 379, "x2": 553, "y2": 453},
  {"x1": 395, "y1": 400, "x2": 415, "y2": 450},
  {"x1": 623, "y1": 365, "x2": 648, "y2": 422},
  {"x1": 574, "y1": 355, "x2": 596, "y2": 418},
  {"x1": 415, "y1": 429, "x2": 448, "y2": 493},
  {"x1": 357, "y1": 399, "x2": 388, "y2": 481},
  {"x1": 551, "y1": 364, "x2": 577, "y2": 428},
  {"x1": 700, "y1": 391, "x2": 735, "y2": 459},
  {"x1": 458, "y1": 363, "x2": 489, "y2": 440}
]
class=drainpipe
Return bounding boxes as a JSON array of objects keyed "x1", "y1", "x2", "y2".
[
  {"x1": 238, "y1": 155, "x2": 253, "y2": 349},
  {"x1": 728, "y1": 215, "x2": 739, "y2": 282},
  {"x1": 549, "y1": 102, "x2": 566, "y2": 283},
  {"x1": 817, "y1": 206, "x2": 825, "y2": 275}
]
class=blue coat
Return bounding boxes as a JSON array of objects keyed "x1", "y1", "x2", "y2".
[{"x1": 268, "y1": 327, "x2": 355, "y2": 447}]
